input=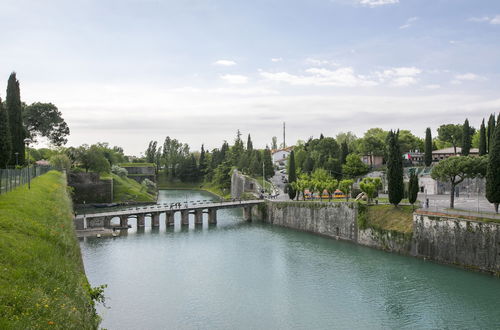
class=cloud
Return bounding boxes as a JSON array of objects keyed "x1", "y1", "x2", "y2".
[
  {"x1": 260, "y1": 67, "x2": 378, "y2": 87},
  {"x1": 399, "y1": 16, "x2": 418, "y2": 29},
  {"x1": 271, "y1": 57, "x2": 283, "y2": 62},
  {"x1": 220, "y1": 74, "x2": 249, "y2": 84},
  {"x1": 357, "y1": 0, "x2": 399, "y2": 7},
  {"x1": 376, "y1": 66, "x2": 422, "y2": 86},
  {"x1": 451, "y1": 73, "x2": 486, "y2": 85},
  {"x1": 424, "y1": 84, "x2": 441, "y2": 90},
  {"x1": 213, "y1": 59, "x2": 237, "y2": 66},
  {"x1": 468, "y1": 15, "x2": 500, "y2": 25},
  {"x1": 305, "y1": 58, "x2": 340, "y2": 67}
]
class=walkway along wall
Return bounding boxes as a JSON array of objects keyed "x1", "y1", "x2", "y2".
[{"x1": 261, "y1": 202, "x2": 499, "y2": 275}]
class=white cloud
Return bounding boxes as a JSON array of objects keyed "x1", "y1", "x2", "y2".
[
  {"x1": 271, "y1": 57, "x2": 283, "y2": 62},
  {"x1": 260, "y1": 67, "x2": 378, "y2": 87},
  {"x1": 391, "y1": 77, "x2": 417, "y2": 87},
  {"x1": 213, "y1": 59, "x2": 237, "y2": 66},
  {"x1": 399, "y1": 16, "x2": 418, "y2": 29},
  {"x1": 424, "y1": 84, "x2": 441, "y2": 90},
  {"x1": 376, "y1": 66, "x2": 421, "y2": 86},
  {"x1": 220, "y1": 74, "x2": 248, "y2": 84},
  {"x1": 358, "y1": 0, "x2": 399, "y2": 7},
  {"x1": 305, "y1": 58, "x2": 340, "y2": 66},
  {"x1": 451, "y1": 73, "x2": 487, "y2": 84},
  {"x1": 468, "y1": 15, "x2": 500, "y2": 25}
]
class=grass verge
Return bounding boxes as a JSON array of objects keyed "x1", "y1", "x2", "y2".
[
  {"x1": 111, "y1": 173, "x2": 156, "y2": 203},
  {"x1": 360, "y1": 204, "x2": 414, "y2": 234},
  {"x1": 0, "y1": 171, "x2": 101, "y2": 329}
]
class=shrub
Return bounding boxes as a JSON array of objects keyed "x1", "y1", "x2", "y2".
[
  {"x1": 141, "y1": 178, "x2": 157, "y2": 193},
  {"x1": 49, "y1": 154, "x2": 71, "y2": 171},
  {"x1": 111, "y1": 165, "x2": 128, "y2": 178}
]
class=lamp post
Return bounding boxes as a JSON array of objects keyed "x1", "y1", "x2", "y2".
[{"x1": 23, "y1": 138, "x2": 32, "y2": 189}]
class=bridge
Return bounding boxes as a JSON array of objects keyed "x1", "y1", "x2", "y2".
[{"x1": 74, "y1": 199, "x2": 265, "y2": 230}]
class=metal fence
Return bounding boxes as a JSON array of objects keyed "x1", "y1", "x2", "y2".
[{"x1": 0, "y1": 166, "x2": 52, "y2": 194}]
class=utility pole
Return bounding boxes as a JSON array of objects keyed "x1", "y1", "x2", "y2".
[{"x1": 262, "y1": 161, "x2": 265, "y2": 195}]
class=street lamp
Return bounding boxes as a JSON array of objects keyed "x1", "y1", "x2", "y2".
[{"x1": 24, "y1": 138, "x2": 32, "y2": 189}]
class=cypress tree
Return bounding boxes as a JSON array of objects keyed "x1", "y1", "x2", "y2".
[
  {"x1": 424, "y1": 127, "x2": 432, "y2": 166},
  {"x1": 287, "y1": 150, "x2": 297, "y2": 199},
  {"x1": 479, "y1": 119, "x2": 487, "y2": 156},
  {"x1": 263, "y1": 147, "x2": 274, "y2": 179},
  {"x1": 6, "y1": 72, "x2": 24, "y2": 166},
  {"x1": 246, "y1": 134, "x2": 253, "y2": 151},
  {"x1": 0, "y1": 98, "x2": 12, "y2": 168},
  {"x1": 198, "y1": 144, "x2": 207, "y2": 179},
  {"x1": 408, "y1": 171, "x2": 419, "y2": 207},
  {"x1": 486, "y1": 121, "x2": 500, "y2": 213},
  {"x1": 461, "y1": 118, "x2": 471, "y2": 156},
  {"x1": 387, "y1": 130, "x2": 404, "y2": 206},
  {"x1": 487, "y1": 114, "x2": 496, "y2": 153}
]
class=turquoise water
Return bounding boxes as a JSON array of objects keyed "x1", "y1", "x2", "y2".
[{"x1": 80, "y1": 190, "x2": 500, "y2": 329}]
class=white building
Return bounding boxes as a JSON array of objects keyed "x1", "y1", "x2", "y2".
[{"x1": 272, "y1": 147, "x2": 293, "y2": 165}]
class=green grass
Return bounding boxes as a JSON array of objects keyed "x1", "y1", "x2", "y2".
[
  {"x1": 119, "y1": 163, "x2": 154, "y2": 167},
  {"x1": 362, "y1": 204, "x2": 414, "y2": 234},
  {"x1": 0, "y1": 171, "x2": 101, "y2": 329},
  {"x1": 111, "y1": 173, "x2": 156, "y2": 203}
]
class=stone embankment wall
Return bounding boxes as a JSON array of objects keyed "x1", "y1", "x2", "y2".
[
  {"x1": 262, "y1": 202, "x2": 499, "y2": 275},
  {"x1": 121, "y1": 165, "x2": 156, "y2": 183},
  {"x1": 413, "y1": 212, "x2": 500, "y2": 274},
  {"x1": 231, "y1": 170, "x2": 261, "y2": 199},
  {"x1": 67, "y1": 172, "x2": 113, "y2": 204}
]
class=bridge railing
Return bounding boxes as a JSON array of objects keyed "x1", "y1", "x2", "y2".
[{"x1": 0, "y1": 166, "x2": 52, "y2": 194}]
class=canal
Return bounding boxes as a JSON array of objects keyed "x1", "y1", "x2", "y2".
[{"x1": 80, "y1": 190, "x2": 500, "y2": 329}]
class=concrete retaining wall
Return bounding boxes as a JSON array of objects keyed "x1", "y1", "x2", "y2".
[
  {"x1": 68, "y1": 172, "x2": 113, "y2": 204},
  {"x1": 231, "y1": 170, "x2": 261, "y2": 199}
]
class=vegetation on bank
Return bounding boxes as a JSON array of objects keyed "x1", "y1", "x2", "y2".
[
  {"x1": 0, "y1": 171, "x2": 102, "y2": 329},
  {"x1": 358, "y1": 204, "x2": 414, "y2": 234},
  {"x1": 110, "y1": 173, "x2": 156, "y2": 203}
]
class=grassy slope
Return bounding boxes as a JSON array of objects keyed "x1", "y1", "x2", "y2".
[
  {"x1": 111, "y1": 173, "x2": 156, "y2": 203},
  {"x1": 0, "y1": 171, "x2": 100, "y2": 329},
  {"x1": 364, "y1": 204, "x2": 414, "y2": 234}
]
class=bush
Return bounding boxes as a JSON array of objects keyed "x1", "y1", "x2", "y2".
[
  {"x1": 111, "y1": 165, "x2": 128, "y2": 178},
  {"x1": 49, "y1": 154, "x2": 71, "y2": 171},
  {"x1": 141, "y1": 178, "x2": 157, "y2": 193}
]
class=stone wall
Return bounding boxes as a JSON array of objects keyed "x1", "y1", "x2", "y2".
[
  {"x1": 231, "y1": 170, "x2": 261, "y2": 199},
  {"x1": 357, "y1": 228, "x2": 412, "y2": 254},
  {"x1": 122, "y1": 165, "x2": 156, "y2": 183},
  {"x1": 413, "y1": 212, "x2": 500, "y2": 274},
  {"x1": 68, "y1": 172, "x2": 113, "y2": 204}
]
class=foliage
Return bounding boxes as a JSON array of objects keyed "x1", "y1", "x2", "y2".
[
  {"x1": 486, "y1": 121, "x2": 500, "y2": 213},
  {"x1": 49, "y1": 154, "x2": 71, "y2": 171},
  {"x1": 408, "y1": 172, "x2": 419, "y2": 206},
  {"x1": 398, "y1": 129, "x2": 424, "y2": 154},
  {"x1": 487, "y1": 114, "x2": 496, "y2": 153},
  {"x1": 287, "y1": 150, "x2": 297, "y2": 199},
  {"x1": 271, "y1": 136, "x2": 278, "y2": 150},
  {"x1": 461, "y1": 118, "x2": 473, "y2": 156},
  {"x1": 0, "y1": 171, "x2": 102, "y2": 328},
  {"x1": 6, "y1": 72, "x2": 25, "y2": 166},
  {"x1": 478, "y1": 119, "x2": 487, "y2": 156},
  {"x1": 359, "y1": 177, "x2": 381, "y2": 203},
  {"x1": 111, "y1": 165, "x2": 128, "y2": 177},
  {"x1": 437, "y1": 123, "x2": 463, "y2": 155},
  {"x1": 22, "y1": 102, "x2": 70, "y2": 146},
  {"x1": 424, "y1": 127, "x2": 432, "y2": 166},
  {"x1": 141, "y1": 178, "x2": 157, "y2": 194},
  {"x1": 342, "y1": 153, "x2": 369, "y2": 179},
  {"x1": 387, "y1": 130, "x2": 404, "y2": 206},
  {"x1": 432, "y1": 155, "x2": 487, "y2": 209},
  {"x1": 111, "y1": 173, "x2": 156, "y2": 203},
  {"x1": 360, "y1": 128, "x2": 387, "y2": 167},
  {"x1": 338, "y1": 179, "x2": 353, "y2": 201},
  {"x1": 0, "y1": 97, "x2": 12, "y2": 168}
]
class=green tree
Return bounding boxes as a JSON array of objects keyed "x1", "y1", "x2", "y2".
[
  {"x1": 387, "y1": 130, "x2": 404, "y2": 206},
  {"x1": 359, "y1": 177, "x2": 381, "y2": 204},
  {"x1": 437, "y1": 124, "x2": 463, "y2": 155},
  {"x1": 325, "y1": 179, "x2": 338, "y2": 201},
  {"x1": 213, "y1": 161, "x2": 232, "y2": 189},
  {"x1": 145, "y1": 141, "x2": 158, "y2": 163},
  {"x1": 398, "y1": 130, "x2": 424, "y2": 154},
  {"x1": 0, "y1": 98, "x2": 12, "y2": 168},
  {"x1": 424, "y1": 127, "x2": 433, "y2": 166},
  {"x1": 6, "y1": 72, "x2": 24, "y2": 165},
  {"x1": 271, "y1": 136, "x2": 278, "y2": 150},
  {"x1": 342, "y1": 154, "x2": 369, "y2": 179},
  {"x1": 486, "y1": 121, "x2": 500, "y2": 213},
  {"x1": 287, "y1": 150, "x2": 297, "y2": 199},
  {"x1": 408, "y1": 171, "x2": 419, "y2": 207},
  {"x1": 479, "y1": 119, "x2": 487, "y2": 156},
  {"x1": 199, "y1": 145, "x2": 207, "y2": 179},
  {"x1": 340, "y1": 141, "x2": 349, "y2": 165},
  {"x1": 246, "y1": 134, "x2": 253, "y2": 151},
  {"x1": 50, "y1": 154, "x2": 71, "y2": 171},
  {"x1": 432, "y1": 156, "x2": 487, "y2": 209},
  {"x1": 360, "y1": 128, "x2": 387, "y2": 167},
  {"x1": 263, "y1": 147, "x2": 274, "y2": 179},
  {"x1": 461, "y1": 118, "x2": 472, "y2": 156},
  {"x1": 22, "y1": 102, "x2": 70, "y2": 146},
  {"x1": 338, "y1": 179, "x2": 353, "y2": 201},
  {"x1": 487, "y1": 114, "x2": 496, "y2": 153}
]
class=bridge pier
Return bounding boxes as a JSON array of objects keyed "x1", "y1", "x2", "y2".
[
  {"x1": 152, "y1": 213, "x2": 160, "y2": 227},
  {"x1": 181, "y1": 210, "x2": 189, "y2": 226},
  {"x1": 243, "y1": 206, "x2": 252, "y2": 221},
  {"x1": 120, "y1": 215, "x2": 129, "y2": 228},
  {"x1": 208, "y1": 208, "x2": 217, "y2": 225},
  {"x1": 194, "y1": 209, "x2": 203, "y2": 225},
  {"x1": 137, "y1": 214, "x2": 145, "y2": 227},
  {"x1": 165, "y1": 211, "x2": 175, "y2": 226}
]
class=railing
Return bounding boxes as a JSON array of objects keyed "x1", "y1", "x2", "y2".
[{"x1": 0, "y1": 166, "x2": 52, "y2": 194}]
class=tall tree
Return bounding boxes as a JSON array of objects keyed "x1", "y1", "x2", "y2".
[
  {"x1": 287, "y1": 150, "x2": 297, "y2": 199},
  {"x1": 408, "y1": 171, "x2": 419, "y2": 208},
  {"x1": 199, "y1": 144, "x2": 207, "y2": 179},
  {"x1": 263, "y1": 147, "x2": 274, "y2": 179},
  {"x1": 487, "y1": 114, "x2": 496, "y2": 153},
  {"x1": 387, "y1": 130, "x2": 404, "y2": 207},
  {"x1": 246, "y1": 134, "x2": 253, "y2": 151},
  {"x1": 424, "y1": 127, "x2": 433, "y2": 166},
  {"x1": 145, "y1": 141, "x2": 157, "y2": 163},
  {"x1": 271, "y1": 136, "x2": 278, "y2": 150},
  {"x1": 486, "y1": 121, "x2": 500, "y2": 213},
  {"x1": 0, "y1": 98, "x2": 12, "y2": 167},
  {"x1": 437, "y1": 124, "x2": 462, "y2": 155},
  {"x1": 340, "y1": 141, "x2": 349, "y2": 165},
  {"x1": 479, "y1": 119, "x2": 487, "y2": 156},
  {"x1": 6, "y1": 72, "x2": 24, "y2": 165},
  {"x1": 461, "y1": 118, "x2": 472, "y2": 156}
]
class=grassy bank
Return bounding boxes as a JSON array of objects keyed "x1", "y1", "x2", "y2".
[
  {"x1": 359, "y1": 204, "x2": 414, "y2": 234},
  {"x1": 111, "y1": 173, "x2": 156, "y2": 203},
  {"x1": 0, "y1": 171, "x2": 101, "y2": 329}
]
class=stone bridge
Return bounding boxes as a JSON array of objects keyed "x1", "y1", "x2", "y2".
[{"x1": 74, "y1": 199, "x2": 264, "y2": 230}]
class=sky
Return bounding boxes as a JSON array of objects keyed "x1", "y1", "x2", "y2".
[{"x1": 0, "y1": 0, "x2": 500, "y2": 155}]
